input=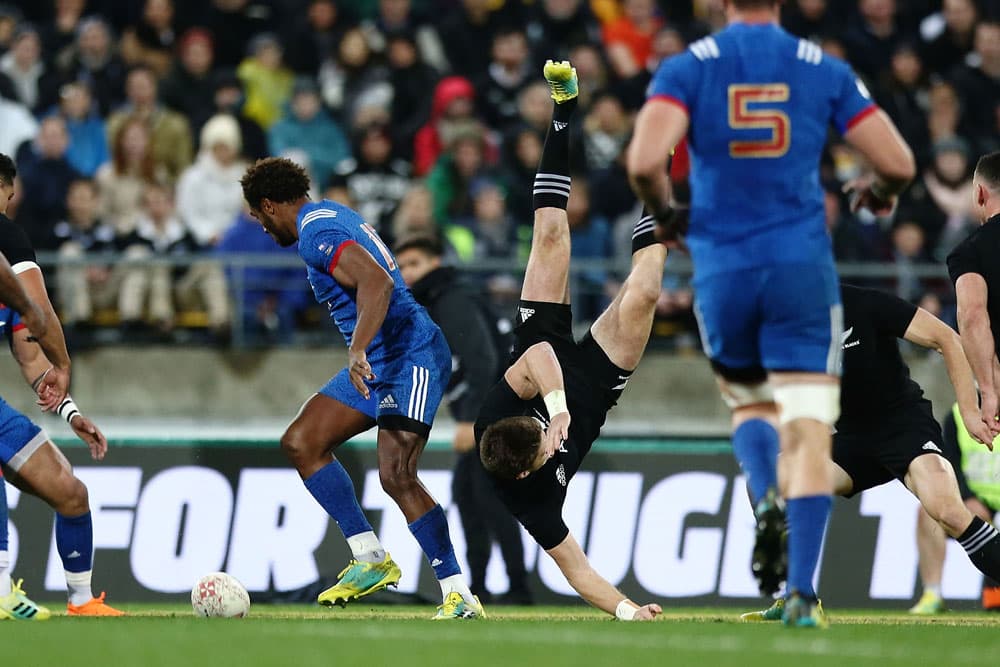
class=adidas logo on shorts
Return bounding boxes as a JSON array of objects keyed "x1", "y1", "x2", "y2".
[
  {"x1": 380, "y1": 394, "x2": 398, "y2": 410},
  {"x1": 519, "y1": 307, "x2": 535, "y2": 322},
  {"x1": 922, "y1": 441, "x2": 942, "y2": 453}
]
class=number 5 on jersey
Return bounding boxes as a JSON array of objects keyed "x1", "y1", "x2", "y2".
[
  {"x1": 728, "y1": 84, "x2": 790, "y2": 159},
  {"x1": 360, "y1": 222, "x2": 397, "y2": 270}
]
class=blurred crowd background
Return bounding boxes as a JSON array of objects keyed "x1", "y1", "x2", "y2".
[{"x1": 0, "y1": 0, "x2": 998, "y2": 347}]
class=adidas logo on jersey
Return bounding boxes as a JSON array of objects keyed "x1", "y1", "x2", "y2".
[
  {"x1": 922, "y1": 441, "x2": 942, "y2": 453},
  {"x1": 380, "y1": 394, "x2": 398, "y2": 409},
  {"x1": 552, "y1": 120, "x2": 568, "y2": 132},
  {"x1": 519, "y1": 307, "x2": 535, "y2": 323}
]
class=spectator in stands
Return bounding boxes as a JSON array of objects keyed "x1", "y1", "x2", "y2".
[
  {"x1": 54, "y1": 178, "x2": 147, "y2": 328},
  {"x1": 613, "y1": 25, "x2": 687, "y2": 109},
  {"x1": 318, "y1": 26, "x2": 391, "y2": 127},
  {"x1": 46, "y1": 17, "x2": 126, "y2": 117},
  {"x1": 602, "y1": 0, "x2": 663, "y2": 83},
  {"x1": 927, "y1": 79, "x2": 962, "y2": 143},
  {"x1": 39, "y1": 0, "x2": 85, "y2": 64},
  {"x1": 891, "y1": 221, "x2": 931, "y2": 303},
  {"x1": 0, "y1": 86, "x2": 37, "y2": 158},
  {"x1": 363, "y1": 0, "x2": 449, "y2": 73},
  {"x1": 53, "y1": 80, "x2": 108, "y2": 178},
  {"x1": 217, "y1": 207, "x2": 309, "y2": 343},
  {"x1": 391, "y1": 183, "x2": 440, "y2": 245},
  {"x1": 237, "y1": 33, "x2": 294, "y2": 130},
  {"x1": 567, "y1": 41, "x2": 609, "y2": 109},
  {"x1": 581, "y1": 90, "x2": 630, "y2": 173},
  {"x1": 781, "y1": 0, "x2": 843, "y2": 41},
  {"x1": 127, "y1": 182, "x2": 229, "y2": 335},
  {"x1": 461, "y1": 178, "x2": 520, "y2": 263},
  {"x1": 0, "y1": 5, "x2": 22, "y2": 56},
  {"x1": 283, "y1": 0, "x2": 355, "y2": 76},
  {"x1": 120, "y1": 0, "x2": 177, "y2": 77},
  {"x1": 515, "y1": 80, "x2": 554, "y2": 135},
  {"x1": 842, "y1": 0, "x2": 904, "y2": 81},
  {"x1": 106, "y1": 65, "x2": 193, "y2": 181},
  {"x1": 526, "y1": 0, "x2": 602, "y2": 63},
  {"x1": 566, "y1": 177, "x2": 613, "y2": 322},
  {"x1": 1, "y1": 25, "x2": 45, "y2": 112},
  {"x1": 96, "y1": 116, "x2": 168, "y2": 235},
  {"x1": 427, "y1": 127, "x2": 495, "y2": 228},
  {"x1": 920, "y1": 0, "x2": 978, "y2": 76},
  {"x1": 500, "y1": 125, "x2": 542, "y2": 225},
  {"x1": 15, "y1": 114, "x2": 80, "y2": 250},
  {"x1": 385, "y1": 29, "x2": 438, "y2": 161},
  {"x1": 876, "y1": 43, "x2": 932, "y2": 168},
  {"x1": 437, "y1": 0, "x2": 501, "y2": 79},
  {"x1": 413, "y1": 75, "x2": 477, "y2": 177},
  {"x1": 899, "y1": 136, "x2": 976, "y2": 261},
  {"x1": 826, "y1": 179, "x2": 882, "y2": 262},
  {"x1": 948, "y1": 21, "x2": 1000, "y2": 148},
  {"x1": 212, "y1": 70, "x2": 268, "y2": 161},
  {"x1": 334, "y1": 122, "x2": 410, "y2": 235},
  {"x1": 204, "y1": 0, "x2": 272, "y2": 69},
  {"x1": 269, "y1": 78, "x2": 350, "y2": 192},
  {"x1": 475, "y1": 26, "x2": 533, "y2": 131},
  {"x1": 177, "y1": 114, "x2": 247, "y2": 248},
  {"x1": 161, "y1": 29, "x2": 218, "y2": 139}
]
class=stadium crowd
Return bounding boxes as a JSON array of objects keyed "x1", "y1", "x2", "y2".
[{"x1": 0, "y1": 0, "x2": 998, "y2": 344}]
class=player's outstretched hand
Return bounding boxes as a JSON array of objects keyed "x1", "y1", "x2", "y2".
[
  {"x1": 633, "y1": 603, "x2": 663, "y2": 621},
  {"x1": 36, "y1": 366, "x2": 69, "y2": 411},
  {"x1": 961, "y1": 408, "x2": 996, "y2": 450},
  {"x1": 980, "y1": 392, "x2": 1000, "y2": 444},
  {"x1": 72, "y1": 416, "x2": 108, "y2": 461},
  {"x1": 348, "y1": 347, "x2": 376, "y2": 400},
  {"x1": 543, "y1": 412, "x2": 571, "y2": 460},
  {"x1": 843, "y1": 178, "x2": 897, "y2": 217}
]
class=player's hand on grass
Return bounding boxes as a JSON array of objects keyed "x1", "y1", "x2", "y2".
[
  {"x1": 35, "y1": 366, "x2": 69, "y2": 411},
  {"x1": 843, "y1": 178, "x2": 897, "y2": 217},
  {"x1": 543, "y1": 411, "x2": 570, "y2": 460},
  {"x1": 348, "y1": 347, "x2": 375, "y2": 399},
  {"x1": 71, "y1": 415, "x2": 108, "y2": 461},
  {"x1": 633, "y1": 603, "x2": 663, "y2": 621}
]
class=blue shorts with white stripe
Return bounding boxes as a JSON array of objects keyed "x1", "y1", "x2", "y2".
[{"x1": 319, "y1": 325, "x2": 451, "y2": 431}]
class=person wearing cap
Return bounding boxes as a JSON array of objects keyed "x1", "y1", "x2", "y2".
[
  {"x1": 269, "y1": 77, "x2": 350, "y2": 190},
  {"x1": 176, "y1": 114, "x2": 248, "y2": 247},
  {"x1": 237, "y1": 33, "x2": 294, "y2": 130}
]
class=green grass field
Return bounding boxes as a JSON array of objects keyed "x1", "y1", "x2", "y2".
[{"x1": 8, "y1": 604, "x2": 1000, "y2": 667}]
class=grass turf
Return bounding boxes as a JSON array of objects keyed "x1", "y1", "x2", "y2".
[{"x1": 8, "y1": 604, "x2": 1000, "y2": 667}]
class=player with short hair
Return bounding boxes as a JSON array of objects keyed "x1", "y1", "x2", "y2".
[
  {"x1": 240, "y1": 158, "x2": 482, "y2": 619},
  {"x1": 0, "y1": 152, "x2": 123, "y2": 619},
  {"x1": 627, "y1": 0, "x2": 916, "y2": 626},
  {"x1": 741, "y1": 284, "x2": 1000, "y2": 621},
  {"x1": 475, "y1": 61, "x2": 664, "y2": 621}
]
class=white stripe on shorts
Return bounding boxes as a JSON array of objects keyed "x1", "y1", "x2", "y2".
[{"x1": 8, "y1": 429, "x2": 49, "y2": 472}]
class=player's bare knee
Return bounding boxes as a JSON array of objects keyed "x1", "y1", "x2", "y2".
[
  {"x1": 53, "y1": 474, "x2": 89, "y2": 516},
  {"x1": 279, "y1": 426, "x2": 318, "y2": 470},
  {"x1": 378, "y1": 458, "x2": 418, "y2": 500}
]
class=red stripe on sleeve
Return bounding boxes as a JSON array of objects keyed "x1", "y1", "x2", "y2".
[
  {"x1": 11, "y1": 323, "x2": 25, "y2": 332},
  {"x1": 328, "y1": 240, "x2": 358, "y2": 274},
  {"x1": 845, "y1": 104, "x2": 878, "y2": 131},
  {"x1": 648, "y1": 94, "x2": 689, "y2": 114}
]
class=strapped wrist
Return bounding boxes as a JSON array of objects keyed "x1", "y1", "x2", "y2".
[
  {"x1": 543, "y1": 389, "x2": 568, "y2": 417},
  {"x1": 615, "y1": 599, "x2": 637, "y2": 621},
  {"x1": 57, "y1": 395, "x2": 81, "y2": 424}
]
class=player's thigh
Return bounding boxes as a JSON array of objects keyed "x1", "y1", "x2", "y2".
[
  {"x1": 520, "y1": 208, "x2": 571, "y2": 305},
  {"x1": 373, "y1": 330, "x2": 450, "y2": 434},
  {"x1": 6, "y1": 441, "x2": 87, "y2": 512},
  {"x1": 692, "y1": 269, "x2": 764, "y2": 377},
  {"x1": 759, "y1": 262, "x2": 842, "y2": 376},
  {"x1": 296, "y1": 375, "x2": 378, "y2": 449},
  {"x1": 831, "y1": 432, "x2": 891, "y2": 497}
]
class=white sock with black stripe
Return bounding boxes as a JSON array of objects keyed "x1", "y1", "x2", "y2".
[{"x1": 958, "y1": 516, "x2": 1000, "y2": 581}]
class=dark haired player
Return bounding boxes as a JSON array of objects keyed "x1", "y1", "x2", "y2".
[
  {"x1": 628, "y1": 0, "x2": 915, "y2": 626},
  {"x1": 0, "y1": 153, "x2": 123, "y2": 619},
  {"x1": 743, "y1": 284, "x2": 1000, "y2": 622},
  {"x1": 240, "y1": 158, "x2": 482, "y2": 619},
  {"x1": 475, "y1": 61, "x2": 664, "y2": 621}
]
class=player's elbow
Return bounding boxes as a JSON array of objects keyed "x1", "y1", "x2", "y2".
[{"x1": 626, "y1": 149, "x2": 663, "y2": 187}]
